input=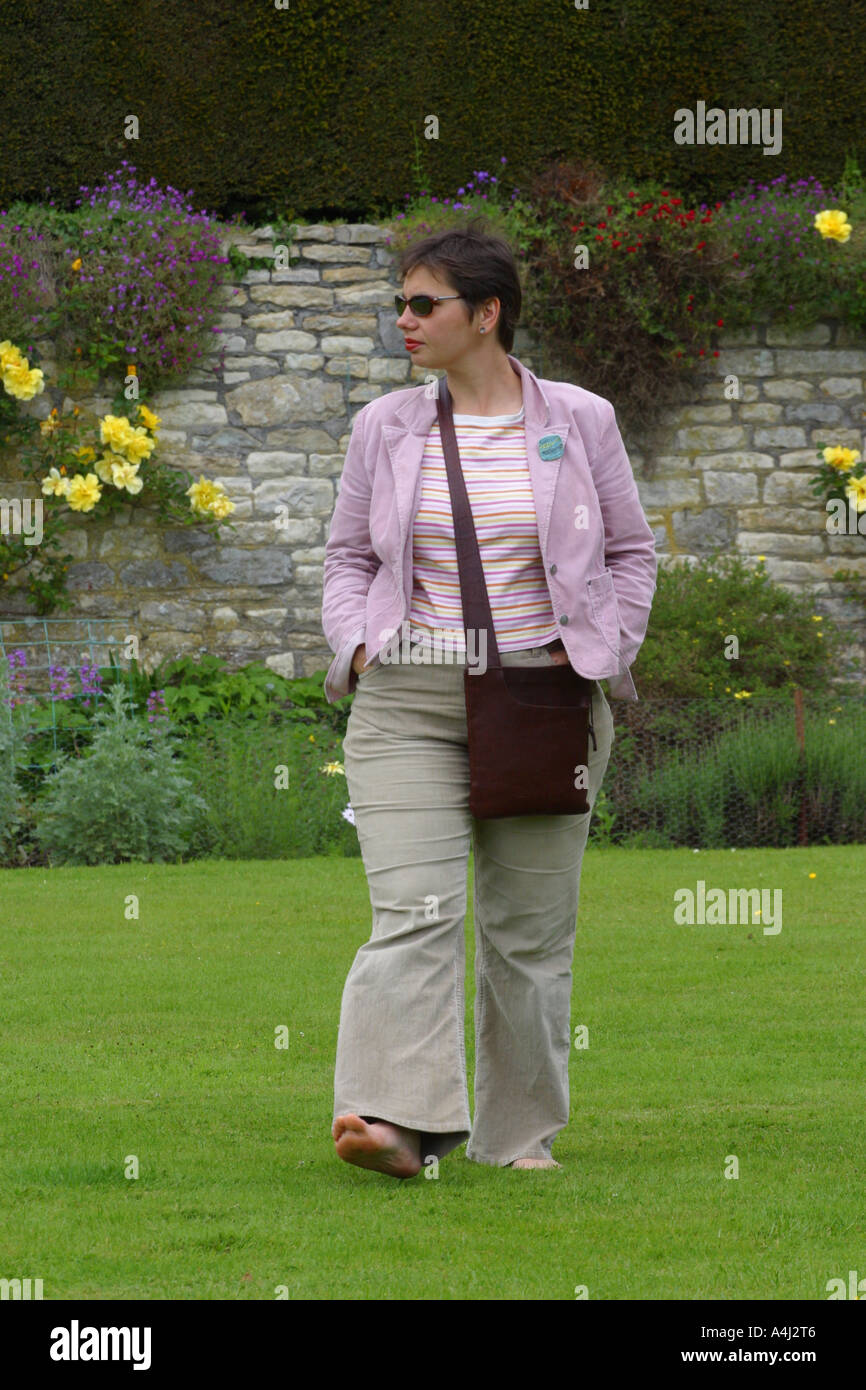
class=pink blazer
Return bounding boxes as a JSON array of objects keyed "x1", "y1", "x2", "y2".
[{"x1": 321, "y1": 353, "x2": 657, "y2": 703}]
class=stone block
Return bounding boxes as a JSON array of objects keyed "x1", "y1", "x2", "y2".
[
  {"x1": 774, "y1": 350, "x2": 866, "y2": 374},
  {"x1": 784, "y1": 402, "x2": 844, "y2": 424},
  {"x1": 249, "y1": 285, "x2": 333, "y2": 307},
  {"x1": 299, "y1": 244, "x2": 372, "y2": 263},
  {"x1": 321, "y1": 335, "x2": 376, "y2": 355},
  {"x1": 335, "y1": 282, "x2": 399, "y2": 307},
  {"x1": 670, "y1": 507, "x2": 733, "y2": 549},
  {"x1": 281, "y1": 353, "x2": 326, "y2": 370},
  {"x1": 636, "y1": 478, "x2": 702, "y2": 507},
  {"x1": 690, "y1": 451, "x2": 774, "y2": 471},
  {"x1": 334, "y1": 224, "x2": 389, "y2": 243},
  {"x1": 819, "y1": 377, "x2": 863, "y2": 400},
  {"x1": 703, "y1": 471, "x2": 759, "y2": 503},
  {"x1": 714, "y1": 348, "x2": 775, "y2": 376},
  {"x1": 673, "y1": 426, "x2": 748, "y2": 451},
  {"x1": 246, "y1": 451, "x2": 307, "y2": 477},
  {"x1": 302, "y1": 314, "x2": 378, "y2": 332},
  {"x1": 763, "y1": 471, "x2": 821, "y2": 502},
  {"x1": 196, "y1": 547, "x2": 295, "y2": 585},
  {"x1": 369, "y1": 358, "x2": 411, "y2": 382},
  {"x1": 778, "y1": 449, "x2": 824, "y2": 469},
  {"x1": 735, "y1": 530, "x2": 823, "y2": 557},
  {"x1": 255, "y1": 330, "x2": 318, "y2": 352},
  {"x1": 152, "y1": 401, "x2": 228, "y2": 427},
  {"x1": 753, "y1": 426, "x2": 808, "y2": 448},
  {"x1": 291, "y1": 225, "x2": 336, "y2": 241},
  {"x1": 227, "y1": 375, "x2": 344, "y2": 424},
  {"x1": 738, "y1": 506, "x2": 823, "y2": 533},
  {"x1": 324, "y1": 356, "x2": 369, "y2": 378},
  {"x1": 763, "y1": 379, "x2": 814, "y2": 401},
  {"x1": 765, "y1": 322, "x2": 831, "y2": 345},
  {"x1": 253, "y1": 477, "x2": 334, "y2": 515},
  {"x1": 322, "y1": 266, "x2": 393, "y2": 283},
  {"x1": 245, "y1": 311, "x2": 297, "y2": 330},
  {"x1": 678, "y1": 404, "x2": 733, "y2": 422},
  {"x1": 739, "y1": 403, "x2": 783, "y2": 422}
]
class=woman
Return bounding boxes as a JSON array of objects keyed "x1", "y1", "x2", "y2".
[{"x1": 322, "y1": 220, "x2": 657, "y2": 1177}]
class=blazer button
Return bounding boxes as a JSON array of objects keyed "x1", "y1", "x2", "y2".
[
  {"x1": 559, "y1": 615, "x2": 569, "y2": 625},
  {"x1": 549, "y1": 563, "x2": 557, "y2": 575}
]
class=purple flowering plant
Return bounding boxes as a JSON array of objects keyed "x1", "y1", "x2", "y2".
[{"x1": 0, "y1": 161, "x2": 236, "y2": 390}]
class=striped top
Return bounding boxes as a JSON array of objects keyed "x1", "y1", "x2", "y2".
[{"x1": 408, "y1": 407, "x2": 560, "y2": 655}]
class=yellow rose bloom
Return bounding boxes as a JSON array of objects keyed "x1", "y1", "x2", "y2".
[
  {"x1": 73, "y1": 445, "x2": 97, "y2": 464},
  {"x1": 99, "y1": 414, "x2": 136, "y2": 451},
  {"x1": 109, "y1": 459, "x2": 144, "y2": 495},
  {"x1": 814, "y1": 209, "x2": 853, "y2": 242},
  {"x1": 94, "y1": 453, "x2": 124, "y2": 484},
  {"x1": 2, "y1": 363, "x2": 45, "y2": 399},
  {"x1": 41, "y1": 467, "x2": 70, "y2": 497},
  {"x1": 137, "y1": 404, "x2": 161, "y2": 432},
  {"x1": 187, "y1": 476, "x2": 220, "y2": 512},
  {"x1": 844, "y1": 475, "x2": 866, "y2": 512},
  {"x1": 823, "y1": 445, "x2": 861, "y2": 472},
  {"x1": 208, "y1": 492, "x2": 236, "y2": 519},
  {"x1": 120, "y1": 427, "x2": 156, "y2": 465},
  {"x1": 65, "y1": 473, "x2": 103, "y2": 511},
  {"x1": 0, "y1": 340, "x2": 27, "y2": 373}
]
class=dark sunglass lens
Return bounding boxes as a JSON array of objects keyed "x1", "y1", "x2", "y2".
[{"x1": 412, "y1": 296, "x2": 434, "y2": 315}]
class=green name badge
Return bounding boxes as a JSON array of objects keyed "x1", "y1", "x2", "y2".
[{"x1": 538, "y1": 433, "x2": 565, "y2": 461}]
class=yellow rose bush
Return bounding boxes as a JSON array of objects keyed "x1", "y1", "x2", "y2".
[
  {"x1": 1, "y1": 340, "x2": 236, "y2": 614},
  {"x1": 808, "y1": 440, "x2": 866, "y2": 538}
]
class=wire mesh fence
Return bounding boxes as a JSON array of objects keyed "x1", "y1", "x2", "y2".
[
  {"x1": 0, "y1": 616, "x2": 138, "y2": 772},
  {"x1": 2, "y1": 616, "x2": 865, "y2": 853},
  {"x1": 594, "y1": 688, "x2": 865, "y2": 849}
]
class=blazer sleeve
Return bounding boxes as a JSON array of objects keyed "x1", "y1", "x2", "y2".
[
  {"x1": 321, "y1": 400, "x2": 379, "y2": 698},
  {"x1": 588, "y1": 402, "x2": 658, "y2": 670}
]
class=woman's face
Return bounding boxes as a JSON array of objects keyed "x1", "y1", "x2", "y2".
[{"x1": 396, "y1": 265, "x2": 489, "y2": 369}]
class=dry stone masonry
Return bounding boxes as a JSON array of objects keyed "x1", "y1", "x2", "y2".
[{"x1": 3, "y1": 221, "x2": 865, "y2": 682}]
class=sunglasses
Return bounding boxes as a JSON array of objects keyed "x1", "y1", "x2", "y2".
[{"x1": 394, "y1": 294, "x2": 464, "y2": 316}]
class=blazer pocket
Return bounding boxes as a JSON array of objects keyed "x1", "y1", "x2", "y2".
[{"x1": 587, "y1": 568, "x2": 622, "y2": 654}]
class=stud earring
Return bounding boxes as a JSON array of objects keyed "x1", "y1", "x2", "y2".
[{"x1": 479, "y1": 327, "x2": 486, "y2": 334}]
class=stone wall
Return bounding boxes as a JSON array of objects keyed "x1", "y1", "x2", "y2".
[{"x1": 2, "y1": 220, "x2": 865, "y2": 683}]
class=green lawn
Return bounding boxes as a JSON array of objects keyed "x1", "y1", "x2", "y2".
[{"x1": 0, "y1": 846, "x2": 862, "y2": 1300}]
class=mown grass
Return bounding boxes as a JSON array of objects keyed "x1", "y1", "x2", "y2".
[{"x1": 0, "y1": 845, "x2": 862, "y2": 1300}]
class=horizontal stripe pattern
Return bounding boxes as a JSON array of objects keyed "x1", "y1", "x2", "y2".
[{"x1": 409, "y1": 411, "x2": 560, "y2": 654}]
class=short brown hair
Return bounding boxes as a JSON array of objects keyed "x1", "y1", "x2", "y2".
[{"x1": 396, "y1": 218, "x2": 522, "y2": 353}]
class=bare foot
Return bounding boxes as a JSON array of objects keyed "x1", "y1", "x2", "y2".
[
  {"x1": 332, "y1": 1113, "x2": 423, "y2": 1178},
  {"x1": 510, "y1": 1157, "x2": 561, "y2": 1169}
]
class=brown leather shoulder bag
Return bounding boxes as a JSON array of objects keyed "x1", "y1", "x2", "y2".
[{"x1": 436, "y1": 376, "x2": 597, "y2": 819}]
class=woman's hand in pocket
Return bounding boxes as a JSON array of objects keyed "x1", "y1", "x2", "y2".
[{"x1": 351, "y1": 644, "x2": 368, "y2": 676}]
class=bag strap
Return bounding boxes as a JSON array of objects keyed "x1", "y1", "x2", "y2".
[{"x1": 436, "y1": 374, "x2": 504, "y2": 671}]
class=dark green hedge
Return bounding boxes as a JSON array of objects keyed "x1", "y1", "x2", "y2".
[{"x1": 0, "y1": 0, "x2": 860, "y2": 219}]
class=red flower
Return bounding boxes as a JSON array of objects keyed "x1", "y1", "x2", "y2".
[
  {"x1": 716, "y1": 319, "x2": 724, "y2": 327},
  {"x1": 612, "y1": 239, "x2": 621, "y2": 247},
  {"x1": 598, "y1": 221, "x2": 607, "y2": 229},
  {"x1": 713, "y1": 350, "x2": 720, "y2": 357},
  {"x1": 695, "y1": 241, "x2": 706, "y2": 250},
  {"x1": 628, "y1": 191, "x2": 636, "y2": 197}
]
